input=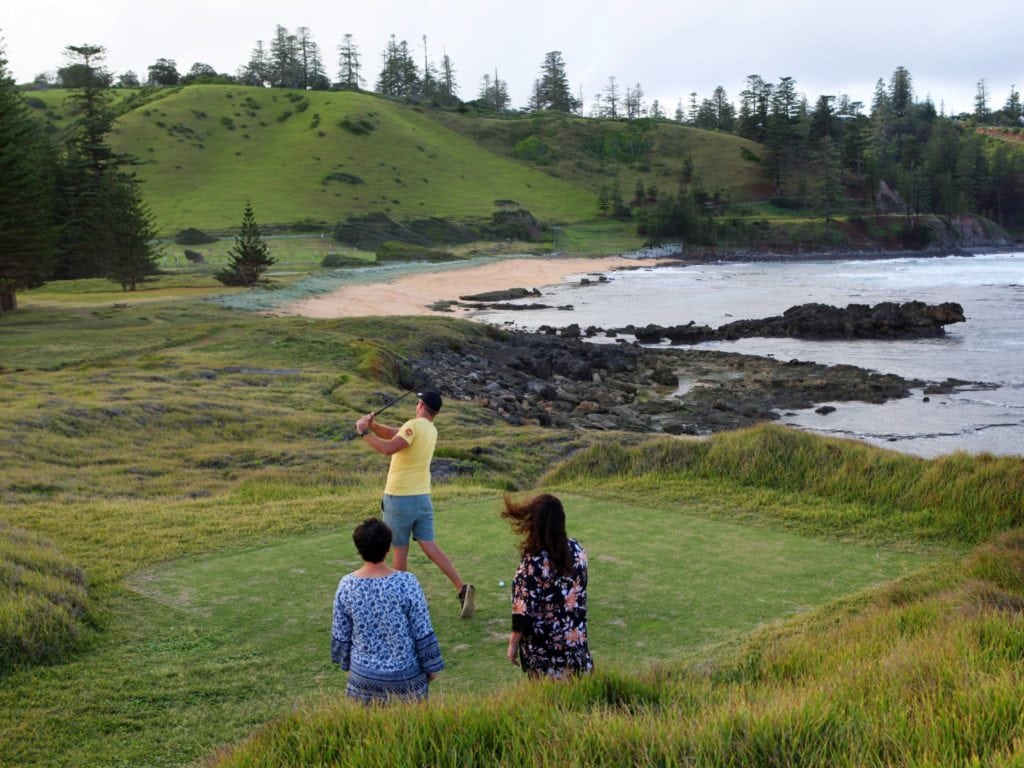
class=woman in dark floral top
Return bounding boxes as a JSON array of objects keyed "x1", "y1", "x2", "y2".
[{"x1": 502, "y1": 493, "x2": 593, "y2": 678}]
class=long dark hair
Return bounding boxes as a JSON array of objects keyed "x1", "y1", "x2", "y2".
[{"x1": 501, "y1": 493, "x2": 572, "y2": 575}]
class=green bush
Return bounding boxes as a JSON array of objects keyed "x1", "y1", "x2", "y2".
[
  {"x1": 513, "y1": 135, "x2": 550, "y2": 163},
  {"x1": 375, "y1": 241, "x2": 459, "y2": 262},
  {"x1": 338, "y1": 116, "x2": 376, "y2": 135},
  {"x1": 323, "y1": 172, "x2": 365, "y2": 185},
  {"x1": 478, "y1": 208, "x2": 543, "y2": 241},
  {"x1": 174, "y1": 227, "x2": 218, "y2": 245},
  {"x1": 740, "y1": 146, "x2": 761, "y2": 163},
  {"x1": 583, "y1": 128, "x2": 653, "y2": 163},
  {"x1": 320, "y1": 253, "x2": 367, "y2": 268}
]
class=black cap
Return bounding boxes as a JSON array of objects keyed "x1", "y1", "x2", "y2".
[{"x1": 417, "y1": 390, "x2": 443, "y2": 413}]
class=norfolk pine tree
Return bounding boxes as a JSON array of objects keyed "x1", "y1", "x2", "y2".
[
  {"x1": 54, "y1": 44, "x2": 160, "y2": 286},
  {"x1": 0, "y1": 46, "x2": 57, "y2": 313},
  {"x1": 535, "y1": 51, "x2": 579, "y2": 113},
  {"x1": 216, "y1": 203, "x2": 275, "y2": 286},
  {"x1": 102, "y1": 174, "x2": 161, "y2": 290}
]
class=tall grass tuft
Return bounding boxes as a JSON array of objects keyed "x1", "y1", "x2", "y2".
[
  {"x1": 544, "y1": 424, "x2": 1024, "y2": 544},
  {"x1": 0, "y1": 523, "x2": 91, "y2": 672}
]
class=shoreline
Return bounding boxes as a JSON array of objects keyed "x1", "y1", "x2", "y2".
[
  {"x1": 275, "y1": 246, "x2": 1021, "y2": 320},
  {"x1": 275, "y1": 255, "x2": 656, "y2": 319}
]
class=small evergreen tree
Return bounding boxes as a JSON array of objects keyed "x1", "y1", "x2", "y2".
[
  {"x1": 217, "y1": 203, "x2": 274, "y2": 286},
  {"x1": 337, "y1": 34, "x2": 363, "y2": 89},
  {"x1": 103, "y1": 174, "x2": 161, "y2": 290}
]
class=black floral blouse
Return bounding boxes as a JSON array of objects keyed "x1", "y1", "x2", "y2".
[{"x1": 511, "y1": 538, "x2": 593, "y2": 677}]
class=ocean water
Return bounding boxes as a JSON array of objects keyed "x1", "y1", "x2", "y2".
[{"x1": 477, "y1": 252, "x2": 1024, "y2": 458}]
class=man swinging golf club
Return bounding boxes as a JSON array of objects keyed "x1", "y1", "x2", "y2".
[{"x1": 355, "y1": 390, "x2": 475, "y2": 618}]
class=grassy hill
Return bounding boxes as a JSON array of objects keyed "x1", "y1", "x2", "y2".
[
  {"x1": 23, "y1": 86, "x2": 595, "y2": 235},
  {"x1": 23, "y1": 85, "x2": 768, "y2": 237},
  {"x1": 432, "y1": 109, "x2": 769, "y2": 204}
]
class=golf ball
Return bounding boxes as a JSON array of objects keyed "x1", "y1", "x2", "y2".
[{"x1": 498, "y1": 580, "x2": 506, "y2": 587}]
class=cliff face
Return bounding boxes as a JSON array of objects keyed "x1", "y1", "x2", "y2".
[{"x1": 922, "y1": 214, "x2": 1014, "y2": 250}]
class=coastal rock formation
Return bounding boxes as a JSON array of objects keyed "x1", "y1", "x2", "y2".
[
  {"x1": 406, "y1": 329, "x2": 982, "y2": 435},
  {"x1": 717, "y1": 301, "x2": 965, "y2": 340},
  {"x1": 608, "y1": 301, "x2": 965, "y2": 345}
]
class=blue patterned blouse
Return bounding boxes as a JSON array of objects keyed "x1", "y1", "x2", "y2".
[{"x1": 331, "y1": 570, "x2": 444, "y2": 698}]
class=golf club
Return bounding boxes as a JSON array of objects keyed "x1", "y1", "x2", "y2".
[{"x1": 370, "y1": 388, "x2": 417, "y2": 417}]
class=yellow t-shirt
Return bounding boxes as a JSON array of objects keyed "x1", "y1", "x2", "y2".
[{"x1": 384, "y1": 417, "x2": 437, "y2": 496}]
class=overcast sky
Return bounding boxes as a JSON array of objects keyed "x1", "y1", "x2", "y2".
[{"x1": 3, "y1": 0, "x2": 1021, "y2": 116}]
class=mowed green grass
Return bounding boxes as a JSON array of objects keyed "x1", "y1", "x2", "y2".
[
  {"x1": 0, "y1": 493, "x2": 927, "y2": 767},
  {"x1": 136, "y1": 494, "x2": 927, "y2": 696}
]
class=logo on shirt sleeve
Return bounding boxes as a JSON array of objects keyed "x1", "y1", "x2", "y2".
[{"x1": 405, "y1": 428, "x2": 413, "y2": 437}]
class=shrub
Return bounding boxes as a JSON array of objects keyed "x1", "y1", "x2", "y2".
[
  {"x1": 479, "y1": 208, "x2": 543, "y2": 241},
  {"x1": 375, "y1": 241, "x2": 458, "y2": 262},
  {"x1": 174, "y1": 228, "x2": 218, "y2": 245},
  {"x1": 321, "y1": 253, "x2": 367, "y2": 268},
  {"x1": 338, "y1": 116, "x2": 375, "y2": 135},
  {"x1": 287, "y1": 219, "x2": 329, "y2": 233},
  {"x1": 323, "y1": 172, "x2": 365, "y2": 185},
  {"x1": 513, "y1": 135, "x2": 550, "y2": 163},
  {"x1": 583, "y1": 129, "x2": 653, "y2": 163},
  {"x1": 740, "y1": 146, "x2": 761, "y2": 163}
]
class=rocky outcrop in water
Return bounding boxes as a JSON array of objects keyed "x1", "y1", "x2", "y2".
[{"x1": 604, "y1": 301, "x2": 966, "y2": 345}]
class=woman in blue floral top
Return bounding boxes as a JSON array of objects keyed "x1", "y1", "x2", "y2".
[
  {"x1": 503, "y1": 493, "x2": 593, "y2": 678},
  {"x1": 331, "y1": 518, "x2": 444, "y2": 703}
]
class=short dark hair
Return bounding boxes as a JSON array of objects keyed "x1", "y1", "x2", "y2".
[{"x1": 353, "y1": 517, "x2": 392, "y2": 563}]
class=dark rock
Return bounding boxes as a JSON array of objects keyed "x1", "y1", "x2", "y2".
[
  {"x1": 609, "y1": 301, "x2": 966, "y2": 344},
  {"x1": 410, "y1": 328, "x2": 989, "y2": 436},
  {"x1": 459, "y1": 287, "x2": 541, "y2": 302},
  {"x1": 716, "y1": 300, "x2": 965, "y2": 340}
]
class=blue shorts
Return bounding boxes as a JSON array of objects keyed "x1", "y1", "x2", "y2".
[{"x1": 381, "y1": 494, "x2": 435, "y2": 547}]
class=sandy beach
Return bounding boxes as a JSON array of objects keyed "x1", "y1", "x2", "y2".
[{"x1": 278, "y1": 256, "x2": 646, "y2": 318}]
